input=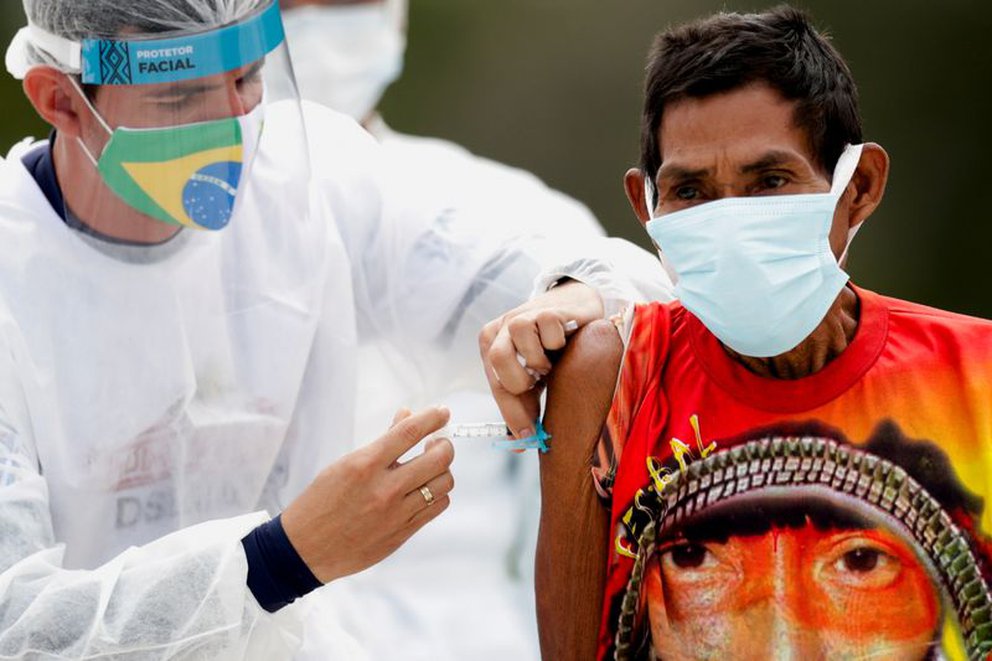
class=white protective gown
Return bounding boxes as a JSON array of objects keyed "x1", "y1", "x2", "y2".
[
  {"x1": 307, "y1": 117, "x2": 646, "y2": 661},
  {"x1": 0, "y1": 101, "x2": 671, "y2": 659}
]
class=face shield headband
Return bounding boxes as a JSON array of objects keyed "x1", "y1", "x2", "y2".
[
  {"x1": 9, "y1": 3, "x2": 286, "y2": 232},
  {"x1": 6, "y1": 1, "x2": 285, "y2": 86}
]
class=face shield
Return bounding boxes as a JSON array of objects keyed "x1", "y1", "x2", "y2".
[
  {"x1": 7, "y1": 0, "x2": 309, "y2": 236},
  {"x1": 0, "y1": 2, "x2": 336, "y2": 569}
]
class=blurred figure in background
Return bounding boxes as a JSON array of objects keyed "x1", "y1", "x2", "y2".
[{"x1": 282, "y1": 1, "x2": 621, "y2": 659}]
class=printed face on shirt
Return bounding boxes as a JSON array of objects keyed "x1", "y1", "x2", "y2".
[{"x1": 644, "y1": 499, "x2": 941, "y2": 660}]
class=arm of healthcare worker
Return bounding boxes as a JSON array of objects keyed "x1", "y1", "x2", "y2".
[
  {"x1": 0, "y1": 393, "x2": 453, "y2": 657},
  {"x1": 535, "y1": 320, "x2": 624, "y2": 659},
  {"x1": 480, "y1": 235, "x2": 670, "y2": 440},
  {"x1": 302, "y1": 101, "x2": 670, "y2": 426}
]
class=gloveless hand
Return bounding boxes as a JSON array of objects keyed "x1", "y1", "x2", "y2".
[
  {"x1": 281, "y1": 406, "x2": 455, "y2": 583},
  {"x1": 479, "y1": 281, "x2": 604, "y2": 440}
]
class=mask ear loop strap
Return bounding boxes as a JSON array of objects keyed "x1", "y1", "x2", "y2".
[
  {"x1": 642, "y1": 175, "x2": 656, "y2": 219},
  {"x1": 830, "y1": 143, "x2": 864, "y2": 195},
  {"x1": 838, "y1": 222, "x2": 863, "y2": 266},
  {"x1": 831, "y1": 143, "x2": 867, "y2": 265},
  {"x1": 642, "y1": 173, "x2": 681, "y2": 287},
  {"x1": 64, "y1": 75, "x2": 113, "y2": 167},
  {"x1": 65, "y1": 75, "x2": 113, "y2": 135}
]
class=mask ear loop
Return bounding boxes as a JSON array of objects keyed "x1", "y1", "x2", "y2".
[
  {"x1": 838, "y1": 222, "x2": 863, "y2": 266},
  {"x1": 642, "y1": 174, "x2": 656, "y2": 219},
  {"x1": 64, "y1": 75, "x2": 113, "y2": 168},
  {"x1": 643, "y1": 172, "x2": 680, "y2": 287},
  {"x1": 830, "y1": 144, "x2": 866, "y2": 266}
]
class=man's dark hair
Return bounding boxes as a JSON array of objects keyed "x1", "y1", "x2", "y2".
[{"x1": 640, "y1": 5, "x2": 863, "y2": 198}]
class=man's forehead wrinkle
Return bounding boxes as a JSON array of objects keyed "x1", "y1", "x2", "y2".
[
  {"x1": 657, "y1": 162, "x2": 710, "y2": 182},
  {"x1": 657, "y1": 148, "x2": 812, "y2": 183},
  {"x1": 739, "y1": 150, "x2": 807, "y2": 173}
]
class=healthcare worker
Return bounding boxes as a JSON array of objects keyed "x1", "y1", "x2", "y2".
[
  {"x1": 0, "y1": 0, "x2": 669, "y2": 658},
  {"x1": 279, "y1": 1, "x2": 638, "y2": 659}
]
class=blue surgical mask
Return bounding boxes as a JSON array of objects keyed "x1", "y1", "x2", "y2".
[{"x1": 645, "y1": 143, "x2": 864, "y2": 358}]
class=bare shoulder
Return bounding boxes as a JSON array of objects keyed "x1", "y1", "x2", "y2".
[
  {"x1": 546, "y1": 319, "x2": 624, "y2": 426},
  {"x1": 542, "y1": 319, "x2": 624, "y2": 471},
  {"x1": 535, "y1": 319, "x2": 623, "y2": 660}
]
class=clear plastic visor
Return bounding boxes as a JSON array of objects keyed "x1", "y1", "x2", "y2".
[{"x1": 18, "y1": 1, "x2": 307, "y2": 236}]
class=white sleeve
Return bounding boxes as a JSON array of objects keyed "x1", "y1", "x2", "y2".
[
  {"x1": 0, "y1": 415, "x2": 301, "y2": 659},
  {"x1": 364, "y1": 201, "x2": 676, "y2": 396},
  {"x1": 303, "y1": 103, "x2": 673, "y2": 391},
  {"x1": 531, "y1": 236, "x2": 676, "y2": 318}
]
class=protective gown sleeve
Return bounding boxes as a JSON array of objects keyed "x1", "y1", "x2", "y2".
[
  {"x1": 410, "y1": 227, "x2": 676, "y2": 394},
  {"x1": 0, "y1": 325, "x2": 302, "y2": 657},
  {"x1": 303, "y1": 103, "x2": 673, "y2": 395}
]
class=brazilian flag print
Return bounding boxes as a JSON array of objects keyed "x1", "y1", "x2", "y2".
[{"x1": 97, "y1": 117, "x2": 245, "y2": 230}]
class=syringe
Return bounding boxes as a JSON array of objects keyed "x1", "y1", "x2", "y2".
[
  {"x1": 434, "y1": 421, "x2": 551, "y2": 453},
  {"x1": 448, "y1": 422, "x2": 511, "y2": 439},
  {"x1": 429, "y1": 317, "x2": 573, "y2": 453}
]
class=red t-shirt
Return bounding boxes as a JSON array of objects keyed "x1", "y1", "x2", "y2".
[{"x1": 596, "y1": 286, "x2": 992, "y2": 660}]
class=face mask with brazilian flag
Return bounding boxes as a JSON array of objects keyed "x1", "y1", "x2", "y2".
[
  {"x1": 9, "y1": 0, "x2": 285, "y2": 231},
  {"x1": 74, "y1": 84, "x2": 263, "y2": 232},
  {"x1": 59, "y1": 0, "x2": 284, "y2": 232}
]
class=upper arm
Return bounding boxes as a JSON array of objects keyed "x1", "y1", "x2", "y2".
[{"x1": 537, "y1": 319, "x2": 624, "y2": 660}]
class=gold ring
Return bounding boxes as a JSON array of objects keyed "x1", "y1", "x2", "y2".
[{"x1": 419, "y1": 485, "x2": 435, "y2": 506}]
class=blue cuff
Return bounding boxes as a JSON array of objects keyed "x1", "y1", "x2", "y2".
[{"x1": 241, "y1": 513, "x2": 322, "y2": 613}]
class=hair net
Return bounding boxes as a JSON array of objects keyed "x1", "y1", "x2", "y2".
[{"x1": 7, "y1": 0, "x2": 272, "y2": 77}]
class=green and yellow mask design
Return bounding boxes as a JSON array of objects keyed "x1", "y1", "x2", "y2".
[{"x1": 91, "y1": 110, "x2": 259, "y2": 231}]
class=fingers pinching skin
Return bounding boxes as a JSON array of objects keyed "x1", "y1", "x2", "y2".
[
  {"x1": 482, "y1": 342, "x2": 542, "y2": 439},
  {"x1": 487, "y1": 328, "x2": 535, "y2": 394},
  {"x1": 535, "y1": 311, "x2": 568, "y2": 352},
  {"x1": 494, "y1": 380, "x2": 542, "y2": 439},
  {"x1": 507, "y1": 315, "x2": 554, "y2": 374},
  {"x1": 479, "y1": 281, "x2": 606, "y2": 442}
]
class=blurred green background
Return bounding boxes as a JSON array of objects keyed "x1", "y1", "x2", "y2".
[{"x1": 1, "y1": 1, "x2": 989, "y2": 317}]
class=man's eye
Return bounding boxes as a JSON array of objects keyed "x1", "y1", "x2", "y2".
[
  {"x1": 822, "y1": 539, "x2": 902, "y2": 590},
  {"x1": 238, "y1": 70, "x2": 262, "y2": 87},
  {"x1": 675, "y1": 186, "x2": 699, "y2": 201},
  {"x1": 154, "y1": 95, "x2": 195, "y2": 110},
  {"x1": 837, "y1": 546, "x2": 883, "y2": 573},
  {"x1": 669, "y1": 542, "x2": 709, "y2": 569},
  {"x1": 760, "y1": 174, "x2": 787, "y2": 190}
]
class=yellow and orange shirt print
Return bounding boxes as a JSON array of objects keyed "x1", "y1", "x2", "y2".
[{"x1": 594, "y1": 287, "x2": 992, "y2": 661}]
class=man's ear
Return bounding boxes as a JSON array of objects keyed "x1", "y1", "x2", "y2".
[
  {"x1": 22, "y1": 67, "x2": 88, "y2": 140},
  {"x1": 844, "y1": 142, "x2": 890, "y2": 230},
  {"x1": 623, "y1": 168, "x2": 652, "y2": 227}
]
